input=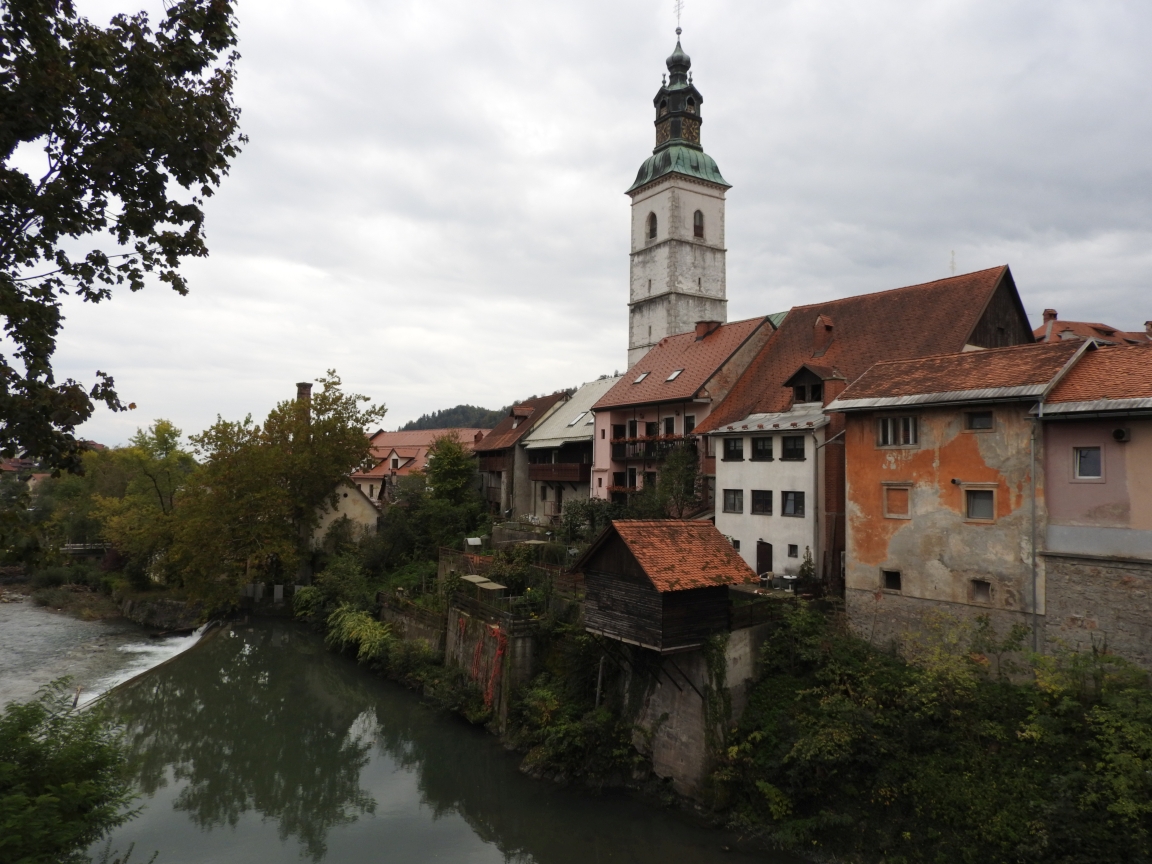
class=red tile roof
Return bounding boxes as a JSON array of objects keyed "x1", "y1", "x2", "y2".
[
  {"x1": 832, "y1": 342, "x2": 1082, "y2": 403},
  {"x1": 697, "y1": 266, "x2": 1024, "y2": 431},
  {"x1": 609, "y1": 520, "x2": 756, "y2": 591},
  {"x1": 1046, "y1": 344, "x2": 1152, "y2": 404},
  {"x1": 473, "y1": 392, "x2": 569, "y2": 452},
  {"x1": 356, "y1": 428, "x2": 489, "y2": 479},
  {"x1": 593, "y1": 317, "x2": 769, "y2": 410},
  {"x1": 1034, "y1": 319, "x2": 1151, "y2": 346}
]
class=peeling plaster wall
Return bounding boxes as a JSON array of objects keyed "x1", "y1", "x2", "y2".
[{"x1": 844, "y1": 404, "x2": 1043, "y2": 644}]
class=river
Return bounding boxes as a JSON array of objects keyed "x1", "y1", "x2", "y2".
[{"x1": 81, "y1": 617, "x2": 794, "y2": 864}]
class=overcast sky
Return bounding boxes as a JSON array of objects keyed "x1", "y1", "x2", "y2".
[{"x1": 45, "y1": 0, "x2": 1152, "y2": 445}]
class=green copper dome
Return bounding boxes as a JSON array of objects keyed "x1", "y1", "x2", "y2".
[
  {"x1": 627, "y1": 33, "x2": 729, "y2": 194},
  {"x1": 627, "y1": 144, "x2": 730, "y2": 193}
]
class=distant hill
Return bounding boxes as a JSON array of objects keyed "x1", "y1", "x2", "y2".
[{"x1": 399, "y1": 404, "x2": 507, "y2": 431}]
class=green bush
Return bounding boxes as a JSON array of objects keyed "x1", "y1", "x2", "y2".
[
  {"x1": 712, "y1": 602, "x2": 1152, "y2": 863},
  {"x1": 0, "y1": 680, "x2": 137, "y2": 864}
]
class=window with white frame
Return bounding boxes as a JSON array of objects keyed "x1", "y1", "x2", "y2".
[{"x1": 1074, "y1": 446, "x2": 1102, "y2": 479}]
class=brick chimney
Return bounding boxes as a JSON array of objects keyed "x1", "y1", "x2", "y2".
[
  {"x1": 296, "y1": 382, "x2": 312, "y2": 423},
  {"x1": 695, "y1": 320, "x2": 721, "y2": 339},
  {"x1": 1043, "y1": 309, "x2": 1058, "y2": 323}
]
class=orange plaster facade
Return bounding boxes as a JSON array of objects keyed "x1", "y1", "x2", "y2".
[{"x1": 844, "y1": 403, "x2": 1043, "y2": 643}]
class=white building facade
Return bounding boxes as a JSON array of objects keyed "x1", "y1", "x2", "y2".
[{"x1": 710, "y1": 406, "x2": 829, "y2": 577}]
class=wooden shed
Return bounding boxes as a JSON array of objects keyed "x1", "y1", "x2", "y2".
[{"x1": 575, "y1": 520, "x2": 756, "y2": 654}]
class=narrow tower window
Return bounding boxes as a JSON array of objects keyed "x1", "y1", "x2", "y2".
[
  {"x1": 693, "y1": 210, "x2": 704, "y2": 238},
  {"x1": 647, "y1": 213, "x2": 658, "y2": 240}
]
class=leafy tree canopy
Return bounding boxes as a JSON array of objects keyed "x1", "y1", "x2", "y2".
[{"x1": 0, "y1": 0, "x2": 245, "y2": 473}]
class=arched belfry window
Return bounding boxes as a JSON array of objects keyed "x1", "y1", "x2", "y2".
[
  {"x1": 647, "y1": 212, "x2": 658, "y2": 240},
  {"x1": 686, "y1": 98, "x2": 696, "y2": 115},
  {"x1": 658, "y1": 100, "x2": 669, "y2": 117},
  {"x1": 693, "y1": 210, "x2": 704, "y2": 238}
]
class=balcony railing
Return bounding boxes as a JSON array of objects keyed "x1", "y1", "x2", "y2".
[
  {"x1": 484, "y1": 487, "x2": 503, "y2": 504},
  {"x1": 528, "y1": 463, "x2": 592, "y2": 483},
  {"x1": 478, "y1": 455, "x2": 507, "y2": 472},
  {"x1": 606, "y1": 484, "x2": 638, "y2": 494},
  {"x1": 608, "y1": 434, "x2": 693, "y2": 461}
]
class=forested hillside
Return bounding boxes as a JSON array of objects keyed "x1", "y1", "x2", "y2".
[{"x1": 399, "y1": 404, "x2": 506, "y2": 430}]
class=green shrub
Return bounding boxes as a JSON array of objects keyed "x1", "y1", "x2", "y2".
[
  {"x1": 325, "y1": 604, "x2": 392, "y2": 663},
  {"x1": 712, "y1": 602, "x2": 1152, "y2": 863},
  {"x1": 0, "y1": 680, "x2": 137, "y2": 864}
]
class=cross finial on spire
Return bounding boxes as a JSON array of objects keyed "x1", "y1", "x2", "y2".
[{"x1": 674, "y1": 0, "x2": 684, "y2": 32}]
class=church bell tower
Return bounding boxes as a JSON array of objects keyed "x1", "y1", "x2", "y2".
[{"x1": 626, "y1": 30, "x2": 731, "y2": 368}]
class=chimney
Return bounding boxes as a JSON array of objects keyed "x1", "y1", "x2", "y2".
[
  {"x1": 1042, "y1": 309, "x2": 1058, "y2": 323},
  {"x1": 296, "y1": 382, "x2": 312, "y2": 423},
  {"x1": 1145, "y1": 321, "x2": 1152, "y2": 337},
  {"x1": 695, "y1": 320, "x2": 721, "y2": 339},
  {"x1": 813, "y1": 314, "x2": 834, "y2": 356}
]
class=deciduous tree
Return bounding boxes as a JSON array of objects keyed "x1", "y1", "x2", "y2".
[{"x1": 0, "y1": 0, "x2": 245, "y2": 472}]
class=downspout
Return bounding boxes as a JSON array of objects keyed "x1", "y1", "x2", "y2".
[
  {"x1": 1031, "y1": 400, "x2": 1040, "y2": 652},
  {"x1": 814, "y1": 429, "x2": 846, "y2": 585}
]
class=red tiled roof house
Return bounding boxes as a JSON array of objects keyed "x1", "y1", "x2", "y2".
[
  {"x1": 698, "y1": 266, "x2": 1035, "y2": 588},
  {"x1": 590, "y1": 317, "x2": 774, "y2": 505},
  {"x1": 473, "y1": 393, "x2": 569, "y2": 517}
]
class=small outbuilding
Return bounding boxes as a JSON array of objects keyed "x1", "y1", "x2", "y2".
[{"x1": 576, "y1": 520, "x2": 756, "y2": 653}]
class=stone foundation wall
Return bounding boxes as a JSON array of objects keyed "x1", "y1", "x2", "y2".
[
  {"x1": 379, "y1": 603, "x2": 446, "y2": 653},
  {"x1": 846, "y1": 587, "x2": 1035, "y2": 650},
  {"x1": 628, "y1": 622, "x2": 774, "y2": 798},
  {"x1": 1044, "y1": 553, "x2": 1152, "y2": 670},
  {"x1": 444, "y1": 605, "x2": 537, "y2": 731}
]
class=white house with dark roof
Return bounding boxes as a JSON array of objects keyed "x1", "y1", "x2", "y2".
[
  {"x1": 709, "y1": 404, "x2": 829, "y2": 578},
  {"x1": 520, "y1": 376, "x2": 622, "y2": 523}
]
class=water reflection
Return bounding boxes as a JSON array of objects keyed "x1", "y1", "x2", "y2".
[
  {"x1": 106, "y1": 624, "x2": 375, "y2": 860},
  {"x1": 102, "y1": 620, "x2": 790, "y2": 864}
]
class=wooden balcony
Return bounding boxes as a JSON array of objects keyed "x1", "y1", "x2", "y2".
[
  {"x1": 608, "y1": 435, "x2": 693, "y2": 461},
  {"x1": 528, "y1": 463, "x2": 592, "y2": 483},
  {"x1": 478, "y1": 455, "x2": 507, "y2": 472}
]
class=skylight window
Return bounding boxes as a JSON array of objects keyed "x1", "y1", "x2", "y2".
[
  {"x1": 567, "y1": 412, "x2": 588, "y2": 427},
  {"x1": 666, "y1": 369, "x2": 683, "y2": 381},
  {"x1": 633, "y1": 372, "x2": 649, "y2": 384}
]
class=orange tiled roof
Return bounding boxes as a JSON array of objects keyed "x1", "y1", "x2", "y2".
[
  {"x1": 473, "y1": 392, "x2": 569, "y2": 452},
  {"x1": 831, "y1": 341, "x2": 1082, "y2": 404},
  {"x1": 610, "y1": 520, "x2": 756, "y2": 592},
  {"x1": 1046, "y1": 344, "x2": 1152, "y2": 404},
  {"x1": 368, "y1": 428, "x2": 488, "y2": 460},
  {"x1": 1034, "y1": 319, "x2": 1151, "y2": 346},
  {"x1": 697, "y1": 266, "x2": 1025, "y2": 431},
  {"x1": 593, "y1": 317, "x2": 769, "y2": 410}
]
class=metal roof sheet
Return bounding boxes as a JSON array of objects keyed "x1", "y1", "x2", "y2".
[
  {"x1": 830, "y1": 385, "x2": 1047, "y2": 412},
  {"x1": 708, "y1": 405, "x2": 830, "y2": 433},
  {"x1": 522, "y1": 377, "x2": 622, "y2": 449}
]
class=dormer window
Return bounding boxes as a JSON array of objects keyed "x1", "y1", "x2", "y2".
[
  {"x1": 647, "y1": 213, "x2": 657, "y2": 240},
  {"x1": 666, "y1": 369, "x2": 683, "y2": 381},
  {"x1": 693, "y1": 210, "x2": 704, "y2": 238},
  {"x1": 633, "y1": 372, "x2": 649, "y2": 384}
]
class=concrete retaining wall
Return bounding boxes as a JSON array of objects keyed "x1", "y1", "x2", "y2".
[{"x1": 444, "y1": 604, "x2": 537, "y2": 731}]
